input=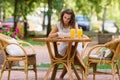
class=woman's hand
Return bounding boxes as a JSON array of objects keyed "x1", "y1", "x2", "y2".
[
  {"x1": 48, "y1": 26, "x2": 58, "y2": 38},
  {"x1": 58, "y1": 32, "x2": 70, "y2": 38}
]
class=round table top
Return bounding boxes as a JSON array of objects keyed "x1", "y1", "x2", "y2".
[{"x1": 32, "y1": 37, "x2": 91, "y2": 42}]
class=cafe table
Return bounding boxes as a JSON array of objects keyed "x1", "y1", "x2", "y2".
[{"x1": 32, "y1": 37, "x2": 91, "y2": 80}]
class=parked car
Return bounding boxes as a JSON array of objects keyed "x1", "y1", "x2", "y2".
[
  {"x1": 1, "y1": 17, "x2": 23, "y2": 27},
  {"x1": 75, "y1": 15, "x2": 92, "y2": 31},
  {"x1": 99, "y1": 21, "x2": 119, "y2": 33}
]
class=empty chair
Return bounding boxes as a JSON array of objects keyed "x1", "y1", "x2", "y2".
[
  {"x1": 0, "y1": 33, "x2": 37, "y2": 80},
  {"x1": 86, "y1": 38, "x2": 120, "y2": 80}
]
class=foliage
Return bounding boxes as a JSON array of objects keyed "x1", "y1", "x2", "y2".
[
  {"x1": 92, "y1": 25, "x2": 99, "y2": 31},
  {"x1": 0, "y1": 25, "x2": 24, "y2": 40},
  {"x1": 52, "y1": 0, "x2": 64, "y2": 16},
  {"x1": 3, "y1": 0, "x2": 14, "y2": 18},
  {"x1": 0, "y1": 25, "x2": 45, "y2": 45},
  {"x1": 2, "y1": 0, "x2": 120, "y2": 35},
  {"x1": 2, "y1": 0, "x2": 42, "y2": 37},
  {"x1": 3, "y1": 0, "x2": 40, "y2": 19}
]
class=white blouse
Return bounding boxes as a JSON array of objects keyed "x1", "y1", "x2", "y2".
[{"x1": 56, "y1": 21, "x2": 82, "y2": 56}]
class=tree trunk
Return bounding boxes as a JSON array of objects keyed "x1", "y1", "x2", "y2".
[
  {"x1": 42, "y1": 2, "x2": 46, "y2": 30},
  {"x1": 101, "y1": 6, "x2": 107, "y2": 33},
  {"x1": 0, "y1": 0, "x2": 3, "y2": 22},
  {"x1": 47, "y1": 0, "x2": 52, "y2": 36},
  {"x1": 13, "y1": 0, "x2": 18, "y2": 31},
  {"x1": 22, "y1": 1, "x2": 28, "y2": 37},
  {"x1": 102, "y1": 0, "x2": 111, "y2": 33},
  {"x1": 24, "y1": 22, "x2": 28, "y2": 37}
]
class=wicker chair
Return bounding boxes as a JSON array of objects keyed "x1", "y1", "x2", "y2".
[
  {"x1": 0, "y1": 34, "x2": 37, "y2": 80},
  {"x1": 86, "y1": 38, "x2": 120, "y2": 80}
]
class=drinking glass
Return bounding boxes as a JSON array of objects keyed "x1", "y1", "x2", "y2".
[
  {"x1": 77, "y1": 28, "x2": 83, "y2": 38},
  {"x1": 70, "y1": 29, "x2": 75, "y2": 38}
]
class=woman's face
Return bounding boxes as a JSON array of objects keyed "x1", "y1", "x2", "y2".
[{"x1": 63, "y1": 13, "x2": 71, "y2": 25}]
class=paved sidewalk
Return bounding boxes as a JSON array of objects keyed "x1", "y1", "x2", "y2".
[
  {"x1": 1, "y1": 69, "x2": 119, "y2": 80},
  {"x1": 1, "y1": 38, "x2": 119, "y2": 80}
]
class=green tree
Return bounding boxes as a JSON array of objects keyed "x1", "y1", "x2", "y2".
[
  {"x1": 3, "y1": 0, "x2": 14, "y2": 20},
  {"x1": 46, "y1": 0, "x2": 64, "y2": 36},
  {"x1": 74, "y1": 0, "x2": 120, "y2": 33},
  {"x1": 18, "y1": 0, "x2": 41, "y2": 37},
  {"x1": 3, "y1": 0, "x2": 41, "y2": 37}
]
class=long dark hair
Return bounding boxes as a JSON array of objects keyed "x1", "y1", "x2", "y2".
[{"x1": 60, "y1": 9, "x2": 75, "y2": 28}]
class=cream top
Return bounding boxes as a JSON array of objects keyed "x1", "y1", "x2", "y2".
[{"x1": 56, "y1": 21, "x2": 82, "y2": 56}]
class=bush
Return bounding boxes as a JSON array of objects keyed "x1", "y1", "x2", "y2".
[{"x1": 0, "y1": 25, "x2": 24, "y2": 39}]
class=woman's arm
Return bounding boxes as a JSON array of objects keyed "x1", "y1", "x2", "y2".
[
  {"x1": 74, "y1": 22, "x2": 79, "y2": 29},
  {"x1": 48, "y1": 26, "x2": 58, "y2": 38},
  {"x1": 74, "y1": 22, "x2": 79, "y2": 33}
]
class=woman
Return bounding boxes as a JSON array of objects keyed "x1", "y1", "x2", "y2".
[{"x1": 48, "y1": 9, "x2": 85, "y2": 80}]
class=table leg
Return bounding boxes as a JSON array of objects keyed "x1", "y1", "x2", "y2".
[
  {"x1": 72, "y1": 63, "x2": 81, "y2": 80},
  {"x1": 53, "y1": 42, "x2": 59, "y2": 57},
  {"x1": 65, "y1": 42, "x2": 74, "y2": 80},
  {"x1": 66, "y1": 42, "x2": 81, "y2": 80},
  {"x1": 71, "y1": 42, "x2": 81, "y2": 80},
  {"x1": 50, "y1": 42, "x2": 59, "y2": 80},
  {"x1": 43, "y1": 63, "x2": 54, "y2": 80},
  {"x1": 66, "y1": 63, "x2": 74, "y2": 80},
  {"x1": 51, "y1": 64, "x2": 59, "y2": 80},
  {"x1": 43, "y1": 42, "x2": 55, "y2": 80}
]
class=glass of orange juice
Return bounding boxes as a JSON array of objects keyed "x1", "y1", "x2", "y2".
[
  {"x1": 70, "y1": 29, "x2": 75, "y2": 38},
  {"x1": 77, "y1": 28, "x2": 83, "y2": 38}
]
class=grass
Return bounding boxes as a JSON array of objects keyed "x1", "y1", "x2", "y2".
[
  {"x1": 16, "y1": 59, "x2": 120, "y2": 70},
  {"x1": 37, "y1": 63, "x2": 64, "y2": 69},
  {"x1": 21, "y1": 37, "x2": 46, "y2": 46},
  {"x1": 37, "y1": 58, "x2": 120, "y2": 69},
  {"x1": 37, "y1": 63, "x2": 50, "y2": 68}
]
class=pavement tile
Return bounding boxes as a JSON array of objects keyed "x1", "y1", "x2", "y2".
[{"x1": 0, "y1": 69, "x2": 119, "y2": 80}]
